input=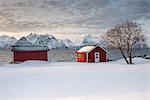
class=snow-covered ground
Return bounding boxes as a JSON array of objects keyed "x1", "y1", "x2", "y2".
[{"x1": 0, "y1": 58, "x2": 150, "y2": 100}]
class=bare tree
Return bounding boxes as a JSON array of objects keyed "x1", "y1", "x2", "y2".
[{"x1": 103, "y1": 21, "x2": 145, "y2": 64}]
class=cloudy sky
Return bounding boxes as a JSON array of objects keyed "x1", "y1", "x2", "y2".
[{"x1": 0, "y1": 0, "x2": 149, "y2": 38}]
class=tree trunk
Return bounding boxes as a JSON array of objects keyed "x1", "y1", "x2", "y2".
[
  {"x1": 129, "y1": 55, "x2": 133, "y2": 64},
  {"x1": 119, "y1": 49, "x2": 129, "y2": 64},
  {"x1": 129, "y1": 50, "x2": 133, "y2": 64}
]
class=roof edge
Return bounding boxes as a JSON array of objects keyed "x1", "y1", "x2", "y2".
[{"x1": 77, "y1": 45, "x2": 109, "y2": 54}]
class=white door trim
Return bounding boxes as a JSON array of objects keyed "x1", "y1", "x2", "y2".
[{"x1": 94, "y1": 52, "x2": 100, "y2": 63}]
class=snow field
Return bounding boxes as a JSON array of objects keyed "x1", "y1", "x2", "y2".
[{"x1": 0, "y1": 58, "x2": 150, "y2": 100}]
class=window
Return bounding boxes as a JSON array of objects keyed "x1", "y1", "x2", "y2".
[{"x1": 78, "y1": 54, "x2": 82, "y2": 58}]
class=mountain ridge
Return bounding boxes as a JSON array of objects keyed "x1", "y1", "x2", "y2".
[{"x1": 0, "y1": 33, "x2": 149, "y2": 49}]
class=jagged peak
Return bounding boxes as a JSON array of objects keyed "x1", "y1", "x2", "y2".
[{"x1": 15, "y1": 37, "x2": 33, "y2": 46}]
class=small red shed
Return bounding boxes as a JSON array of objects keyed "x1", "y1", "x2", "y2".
[
  {"x1": 12, "y1": 46, "x2": 49, "y2": 62},
  {"x1": 76, "y1": 45, "x2": 107, "y2": 63}
]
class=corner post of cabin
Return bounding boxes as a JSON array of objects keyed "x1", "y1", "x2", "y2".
[
  {"x1": 75, "y1": 53, "x2": 77, "y2": 62},
  {"x1": 86, "y1": 53, "x2": 88, "y2": 62}
]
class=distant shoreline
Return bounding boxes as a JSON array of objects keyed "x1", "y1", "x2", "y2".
[{"x1": 0, "y1": 48, "x2": 150, "y2": 63}]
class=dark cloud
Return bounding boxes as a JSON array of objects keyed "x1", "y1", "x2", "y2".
[{"x1": 0, "y1": 0, "x2": 149, "y2": 34}]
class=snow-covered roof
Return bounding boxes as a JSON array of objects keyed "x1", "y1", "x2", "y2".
[
  {"x1": 77, "y1": 45, "x2": 96, "y2": 53},
  {"x1": 12, "y1": 46, "x2": 49, "y2": 51}
]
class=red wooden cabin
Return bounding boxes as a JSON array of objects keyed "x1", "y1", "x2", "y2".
[
  {"x1": 12, "y1": 46, "x2": 49, "y2": 62},
  {"x1": 76, "y1": 45, "x2": 107, "y2": 63}
]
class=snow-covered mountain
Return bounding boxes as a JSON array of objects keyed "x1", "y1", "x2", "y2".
[
  {"x1": 34, "y1": 35, "x2": 66, "y2": 49},
  {"x1": 74, "y1": 34, "x2": 107, "y2": 47},
  {"x1": 14, "y1": 34, "x2": 67, "y2": 49},
  {"x1": 0, "y1": 35, "x2": 17, "y2": 49},
  {"x1": 0, "y1": 34, "x2": 68, "y2": 50},
  {"x1": 26, "y1": 33, "x2": 40, "y2": 44},
  {"x1": 62, "y1": 39, "x2": 73, "y2": 47},
  {"x1": 26, "y1": 33, "x2": 80, "y2": 49},
  {"x1": 0, "y1": 33, "x2": 149, "y2": 50},
  {"x1": 21, "y1": 34, "x2": 107, "y2": 49},
  {"x1": 26, "y1": 33, "x2": 56, "y2": 43},
  {"x1": 15, "y1": 37, "x2": 33, "y2": 47},
  {"x1": 25, "y1": 33, "x2": 108, "y2": 48}
]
